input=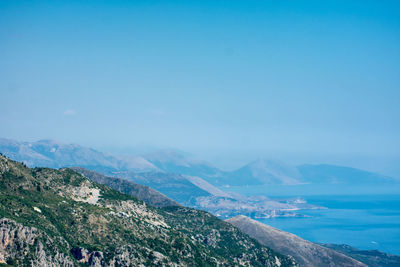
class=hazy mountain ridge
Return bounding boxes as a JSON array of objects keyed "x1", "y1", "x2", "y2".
[
  {"x1": 2, "y1": 138, "x2": 396, "y2": 188},
  {"x1": 298, "y1": 164, "x2": 398, "y2": 185},
  {"x1": 0, "y1": 138, "x2": 158, "y2": 172},
  {"x1": 227, "y1": 215, "x2": 366, "y2": 267},
  {"x1": 1, "y1": 138, "x2": 396, "y2": 221},
  {"x1": 212, "y1": 159, "x2": 303, "y2": 186},
  {"x1": 1, "y1": 138, "x2": 397, "y2": 188},
  {"x1": 144, "y1": 149, "x2": 224, "y2": 178},
  {"x1": 0, "y1": 154, "x2": 297, "y2": 266}
]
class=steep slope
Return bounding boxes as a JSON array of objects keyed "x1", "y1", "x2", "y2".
[
  {"x1": 322, "y1": 244, "x2": 400, "y2": 267},
  {"x1": 70, "y1": 167, "x2": 179, "y2": 207},
  {"x1": 226, "y1": 215, "x2": 365, "y2": 267},
  {"x1": 112, "y1": 171, "x2": 214, "y2": 205},
  {"x1": 0, "y1": 155, "x2": 297, "y2": 267},
  {"x1": 183, "y1": 175, "x2": 231, "y2": 198}
]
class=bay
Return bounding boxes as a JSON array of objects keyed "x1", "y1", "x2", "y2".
[{"x1": 223, "y1": 185, "x2": 400, "y2": 255}]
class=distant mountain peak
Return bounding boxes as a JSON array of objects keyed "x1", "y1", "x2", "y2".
[{"x1": 229, "y1": 158, "x2": 302, "y2": 185}]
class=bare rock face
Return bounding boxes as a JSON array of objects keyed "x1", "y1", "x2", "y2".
[
  {"x1": 89, "y1": 252, "x2": 104, "y2": 267},
  {"x1": 70, "y1": 247, "x2": 104, "y2": 266},
  {"x1": 227, "y1": 215, "x2": 367, "y2": 267},
  {"x1": 0, "y1": 218, "x2": 74, "y2": 266}
]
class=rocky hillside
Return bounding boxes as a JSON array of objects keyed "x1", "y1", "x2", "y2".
[
  {"x1": 226, "y1": 215, "x2": 365, "y2": 267},
  {"x1": 70, "y1": 167, "x2": 179, "y2": 208},
  {"x1": 0, "y1": 155, "x2": 297, "y2": 266}
]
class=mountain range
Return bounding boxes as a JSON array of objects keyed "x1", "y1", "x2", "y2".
[
  {"x1": 0, "y1": 154, "x2": 297, "y2": 266},
  {"x1": 1, "y1": 138, "x2": 397, "y2": 187},
  {"x1": 1, "y1": 140, "x2": 397, "y2": 266},
  {"x1": 2, "y1": 154, "x2": 391, "y2": 266},
  {"x1": 1, "y1": 138, "x2": 397, "y2": 220},
  {"x1": 0, "y1": 138, "x2": 157, "y2": 172}
]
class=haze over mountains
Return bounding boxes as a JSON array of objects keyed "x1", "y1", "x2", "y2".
[
  {"x1": 0, "y1": 138, "x2": 398, "y2": 185},
  {"x1": 1, "y1": 137, "x2": 398, "y2": 221},
  {"x1": 0, "y1": 138, "x2": 157, "y2": 173},
  {"x1": 1, "y1": 138, "x2": 397, "y2": 188}
]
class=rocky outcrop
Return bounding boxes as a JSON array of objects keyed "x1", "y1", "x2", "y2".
[
  {"x1": 70, "y1": 247, "x2": 104, "y2": 267},
  {"x1": 0, "y1": 218, "x2": 74, "y2": 266},
  {"x1": 71, "y1": 167, "x2": 179, "y2": 207}
]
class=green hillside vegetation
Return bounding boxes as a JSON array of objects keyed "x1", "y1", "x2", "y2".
[
  {"x1": 70, "y1": 167, "x2": 179, "y2": 208},
  {"x1": 0, "y1": 154, "x2": 297, "y2": 266}
]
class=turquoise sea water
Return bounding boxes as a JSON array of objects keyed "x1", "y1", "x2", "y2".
[{"x1": 223, "y1": 185, "x2": 400, "y2": 255}]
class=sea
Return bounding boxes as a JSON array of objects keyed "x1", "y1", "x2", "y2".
[{"x1": 223, "y1": 184, "x2": 400, "y2": 255}]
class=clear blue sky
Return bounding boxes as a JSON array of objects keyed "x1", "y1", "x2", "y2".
[{"x1": 1, "y1": 0, "x2": 399, "y2": 175}]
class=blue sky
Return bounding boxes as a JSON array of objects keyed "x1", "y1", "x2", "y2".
[{"x1": 1, "y1": 0, "x2": 399, "y2": 175}]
